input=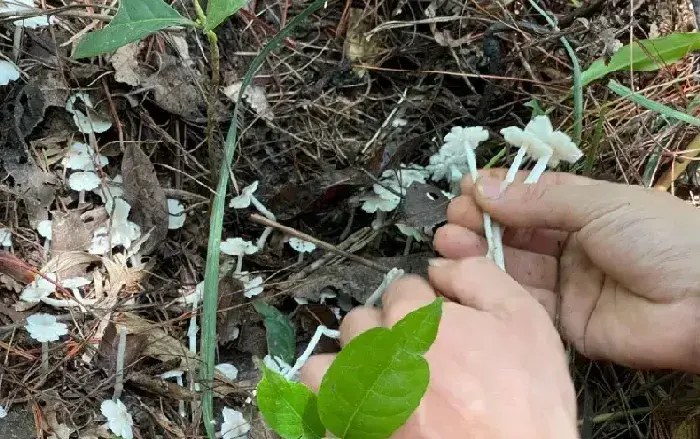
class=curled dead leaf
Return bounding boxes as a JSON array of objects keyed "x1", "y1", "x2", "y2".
[{"x1": 121, "y1": 144, "x2": 168, "y2": 255}]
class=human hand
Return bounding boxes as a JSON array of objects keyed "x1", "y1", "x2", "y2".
[
  {"x1": 301, "y1": 258, "x2": 578, "y2": 439},
  {"x1": 435, "y1": 170, "x2": 700, "y2": 372}
]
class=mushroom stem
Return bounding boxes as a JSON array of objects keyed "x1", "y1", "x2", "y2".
[
  {"x1": 503, "y1": 146, "x2": 528, "y2": 189},
  {"x1": 256, "y1": 227, "x2": 273, "y2": 250},
  {"x1": 113, "y1": 327, "x2": 127, "y2": 401},
  {"x1": 235, "y1": 255, "x2": 243, "y2": 274},
  {"x1": 176, "y1": 376, "x2": 186, "y2": 417},
  {"x1": 42, "y1": 239, "x2": 51, "y2": 259},
  {"x1": 78, "y1": 190, "x2": 86, "y2": 205},
  {"x1": 403, "y1": 235, "x2": 413, "y2": 256},
  {"x1": 41, "y1": 341, "x2": 49, "y2": 373},
  {"x1": 465, "y1": 148, "x2": 497, "y2": 263},
  {"x1": 285, "y1": 326, "x2": 340, "y2": 380},
  {"x1": 524, "y1": 154, "x2": 552, "y2": 184},
  {"x1": 492, "y1": 224, "x2": 505, "y2": 270},
  {"x1": 250, "y1": 197, "x2": 275, "y2": 221},
  {"x1": 296, "y1": 252, "x2": 304, "y2": 264}
]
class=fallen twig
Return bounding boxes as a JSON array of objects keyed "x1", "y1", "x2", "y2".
[{"x1": 249, "y1": 214, "x2": 391, "y2": 273}]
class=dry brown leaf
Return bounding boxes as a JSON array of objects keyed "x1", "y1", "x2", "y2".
[
  {"x1": 49, "y1": 211, "x2": 101, "y2": 267},
  {"x1": 396, "y1": 182, "x2": 450, "y2": 228},
  {"x1": 117, "y1": 312, "x2": 195, "y2": 365},
  {"x1": 223, "y1": 82, "x2": 273, "y2": 120},
  {"x1": 97, "y1": 322, "x2": 148, "y2": 373},
  {"x1": 43, "y1": 251, "x2": 100, "y2": 281},
  {"x1": 144, "y1": 54, "x2": 204, "y2": 118},
  {"x1": 45, "y1": 410, "x2": 75, "y2": 439},
  {"x1": 121, "y1": 144, "x2": 168, "y2": 255},
  {"x1": 110, "y1": 43, "x2": 143, "y2": 86}
]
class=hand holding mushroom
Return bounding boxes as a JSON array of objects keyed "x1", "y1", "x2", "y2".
[{"x1": 435, "y1": 171, "x2": 700, "y2": 373}]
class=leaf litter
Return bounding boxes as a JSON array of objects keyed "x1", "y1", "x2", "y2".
[{"x1": 0, "y1": 0, "x2": 697, "y2": 436}]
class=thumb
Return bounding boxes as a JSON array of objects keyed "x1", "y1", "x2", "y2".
[{"x1": 473, "y1": 176, "x2": 627, "y2": 231}]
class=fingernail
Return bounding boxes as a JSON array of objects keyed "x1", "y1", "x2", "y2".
[
  {"x1": 476, "y1": 177, "x2": 502, "y2": 200},
  {"x1": 428, "y1": 258, "x2": 453, "y2": 267}
]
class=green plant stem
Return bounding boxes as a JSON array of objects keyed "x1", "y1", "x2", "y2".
[
  {"x1": 528, "y1": 0, "x2": 583, "y2": 144},
  {"x1": 608, "y1": 79, "x2": 700, "y2": 127},
  {"x1": 192, "y1": 0, "x2": 207, "y2": 26},
  {"x1": 199, "y1": 0, "x2": 331, "y2": 437},
  {"x1": 206, "y1": 30, "x2": 222, "y2": 182}
]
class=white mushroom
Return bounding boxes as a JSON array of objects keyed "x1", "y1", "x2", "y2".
[
  {"x1": 36, "y1": 219, "x2": 52, "y2": 257},
  {"x1": 0, "y1": 228, "x2": 11, "y2": 249},
  {"x1": 69, "y1": 171, "x2": 101, "y2": 204},
  {"x1": 161, "y1": 370, "x2": 186, "y2": 417},
  {"x1": 229, "y1": 181, "x2": 276, "y2": 250},
  {"x1": 101, "y1": 399, "x2": 134, "y2": 439},
  {"x1": 288, "y1": 237, "x2": 316, "y2": 263},
  {"x1": 167, "y1": 199, "x2": 186, "y2": 230},
  {"x1": 65, "y1": 93, "x2": 112, "y2": 134},
  {"x1": 0, "y1": 60, "x2": 20, "y2": 86},
  {"x1": 25, "y1": 313, "x2": 68, "y2": 373},
  {"x1": 220, "y1": 238, "x2": 258, "y2": 273},
  {"x1": 62, "y1": 142, "x2": 108, "y2": 172},
  {"x1": 215, "y1": 363, "x2": 239, "y2": 381}
]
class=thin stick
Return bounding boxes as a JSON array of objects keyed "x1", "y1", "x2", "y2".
[
  {"x1": 249, "y1": 214, "x2": 391, "y2": 273},
  {"x1": 113, "y1": 327, "x2": 127, "y2": 401}
]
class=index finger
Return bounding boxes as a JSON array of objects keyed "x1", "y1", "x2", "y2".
[{"x1": 461, "y1": 169, "x2": 598, "y2": 195}]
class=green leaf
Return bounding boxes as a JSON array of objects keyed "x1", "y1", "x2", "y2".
[
  {"x1": 257, "y1": 366, "x2": 325, "y2": 439},
  {"x1": 204, "y1": 0, "x2": 247, "y2": 31},
  {"x1": 607, "y1": 80, "x2": 700, "y2": 127},
  {"x1": 581, "y1": 32, "x2": 700, "y2": 87},
  {"x1": 73, "y1": 0, "x2": 194, "y2": 59},
  {"x1": 252, "y1": 300, "x2": 296, "y2": 364},
  {"x1": 317, "y1": 299, "x2": 443, "y2": 439}
]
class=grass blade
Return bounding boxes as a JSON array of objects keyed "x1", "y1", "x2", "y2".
[
  {"x1": 608, "y1": 79, "x2": 700, "y2": 127},
  {"x1": 199, "y1": 0, "x2": 331, "y2": 437}
]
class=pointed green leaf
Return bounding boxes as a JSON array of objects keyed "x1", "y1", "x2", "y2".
[
  {"x1": 204, "y1": 0, "x2": 247, "y2": 31},
  {"x1": 73, "y1": 0, "x2": 194, "y2": 59},
  {"x1": 317, "y1": 299, "x2": 443, "y2": 439},
  {"x1": 581, "y1": 32, "x2": 700, "y2": 87},
  {"x1": 392, "y1": 298, "x2": 442, "y2": 355},
  {"x1": 257, "y1": 366, "x2": 325, "y2": 439},
  {"x1": 252, "y1": 300, "x2": 296, "y2": 364}
]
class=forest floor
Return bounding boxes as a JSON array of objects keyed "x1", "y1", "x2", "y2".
[{"x1": 1, "y1": 0, "x2": 700, "y2": 437}]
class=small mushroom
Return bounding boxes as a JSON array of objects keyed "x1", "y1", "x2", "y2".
[
  {"x1": 0, "y1": 227, "x2": 12, "y2": 250},
  {"x1": 100, "y1": 399, "x2": 134, "y2": 439},
  {"x1": 69, "y1": 171, "x2": 101, "y2": 204},
  {"x1": 215, "y1": 363, "x2": 239, "y2": 381},
  {"x1": 220, "y1": 238, "x2": 258, "y2": 273},
  {"x1": 36, "y1": 220, "x2": 52, "y2": 257},
  {"x1": 167, "y1": 199, "x2": 186, "y2": 230},
  {"x1": 288, "y1": 237, "x2": 316, "y2": 263},
  {"x1": 161, "y1": 370, "x2": 187, "y2": 417},
  {"x1": 0, "y1": 60, "x2": 20, "y2": 86},
  {"x1": 25, "y1": 313, "x2": 68, "y2": 373},
  {"x1": 229, "y1": 181, "x2": 276, "y2": 249},
  {"x1": 62, "y1": 141, "x2": 109, "y2": 172}
]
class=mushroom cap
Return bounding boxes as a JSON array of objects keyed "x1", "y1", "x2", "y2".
[
  {"x1": 25, "y1": 312, "x2": 68, "y2": 342},
  {"x1": 0, "y1": 228, "x2": 11, "y2": 247},
  {"x1": 36, "y1": 220, "x2": 52, "y2": 240},
  {"x1": 167, "y1": 199, "x2": 186, "y2": 230},
  {"x1": 220, "y1": 237, "x2": 259, "y2": 256},
  {"x1": 69, "y1": 171, "x2": 101, "y2": 191},
  {"x1": 0, "y1": 60, "x2": 20, "y2": 86},
  {"x1": 161, "y1": 370, "x2": 185, "y2": 380},
  {"x1": 215, "y1": 363, "x2": 239, "y2": 381},
  {"x1": 229, "y1": 181, "x2": 259, "y2": 209},
  {"x1": 63, "y1": 142, "x2": 109, "y2": 171},
  {"x1": 443, "y1": 126, "x2": 489, "y2": 151},
  {"x1": 288, "y1": 237, "x2": 316, "y2": 253},
  {"x1": 61, "y1": 277, "x2": 91, "y2": 289},
  {"x1": 220, "y1": 408, "x2": 251, "y2": 439},
  {"x1": 243, "y1": 276, "x2": 264, "y2": 298}
]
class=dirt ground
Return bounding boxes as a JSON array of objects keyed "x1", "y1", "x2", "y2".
[{"x1": 1, "y1": 0, "x2": 700, "y2": 437}]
